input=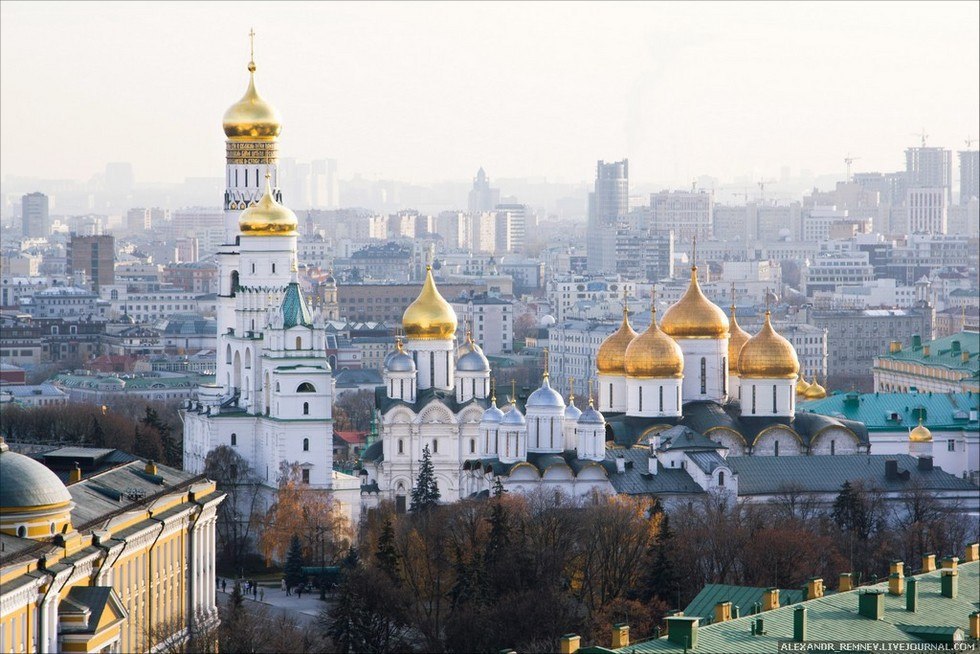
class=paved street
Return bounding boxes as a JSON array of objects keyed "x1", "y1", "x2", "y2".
[{"x1": 216, "y1": 577, "x2": 329, "y2": 627}]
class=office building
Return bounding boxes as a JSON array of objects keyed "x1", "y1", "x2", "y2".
[
  {"x1": 906, "y1": 145, "x2": 952, "y2": 203},
  {"x1": 21, "y1": 192, "x2": 49, "y2": 238},
  {"x1": 587, "y1": 159, "x2": 628, "y2": 274},
  {"x1": 649, "y1": 190, "x2": 713, "y2": 240},
  {"x1": 906, "y1": 187, "x2": 947, "y2": 234},
  {"x1": 67, "y1": 234, "x2": 115, "y2": 291}
]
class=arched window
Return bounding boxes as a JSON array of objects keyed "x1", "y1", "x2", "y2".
[
  {"x1": 398, "y1": 439, "x2": 404, "y2": 455},
  {"x1": 17, "y1": 526, "x2": 26, "y2": 538},
  {"x1": 275, "y1": 381, "x2": 281, "y2": 392},
  {"x1": 231, "y1": 433, "x2": 237, "y2": 446},
  {"x1": 303, "y1": 438, "x2": 310, "y2": 451},
  {"x1": 718, "y1": 471, "x2": 725, "y2": 486},
  {"x1": 432, "y1": 440, "x2": 439, "y2": 454},
  {"x1": 295, "y1": 336, "x2": 302, "y2": 350},
  {"x1": 231, "y1": 271, "x2": 240, "y2": 295},
  {"x1": 297, "y1": 382, "x2": 316, "y2": 392},
  {"x1": 303, "y1": 402, "x2": 309, "y2": 415},
  {"x1": 700, "y1": 358, "x2": 707, "y2": 394}
]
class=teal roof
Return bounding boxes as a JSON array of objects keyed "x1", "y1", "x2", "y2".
[
  {"x1": 613, "y1": 560, "x2": 980, "y2": 653},
  {"x1": 280, "y1": 281, "x2": 313, "y2": 329},
  {"x1": 684, "y1": 584, "x2": 804, "y2": 622},
  {"x1": 876, "y1": 331, "x2": 979, "y2": 374},
  {"x1": 799, "y1": 392, "x2": 979, "y2": 432}
]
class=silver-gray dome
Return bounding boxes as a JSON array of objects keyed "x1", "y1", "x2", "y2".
[
  {"x1": 526, "y1": 377, "x2": 565, "y2": 409},
  {"x1": 564, "y1": 400, "x2": 582, "y2": 420},
  {"x1": 457, "y1": 349, "x2": 490, "y2": 373},
  {"x1": 578, "y1": 405, "x2": 605, "y2": 425},
  {"x1": 501, "y1": 405, "x2": 526, "y2": 425},
  {"x1": 386, "y1": 351, "x2": 416, "y2": 373},
  {"x1": 0, "y1": 441, "x2": 73, "y2": 509},
  {"x1": 481, "y1": 402, "x2": 505, "y2": 424}
]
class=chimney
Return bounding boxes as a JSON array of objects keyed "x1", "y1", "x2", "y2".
[
  {"x1": 922, "y1": 345, "x2": 931, "y2": 357},
  {"x1": 610, "y1": 623, "x2": 629, "y2": 649},
  {"x1": 917, "y1": 456, "x2": 933, "y2": 471},
  {"x1": 941, "y1": 570, "x2": 958, "y2": 598},
  {"x1": 666, "y1": 617, "x2": 699, "y2": 650},
  {"x1": 649, "y1": 454, "x2": 658, "y2": 475},
  {"x1": 965, "y1": 543, "x2": 979, "y2": 562},
  {"x1": 951, "y1": 340, "x2": 961, "y2": 353},
  {"x1": 912, "y1": 334, "x2": 922, "y2": 349},
  {"x1": 559, "y1": 634, "x2": 580, "y2": 654},
  {"x1": 714, "y1": 601, "x2": 732, "y2": 623},
  {"x1": 970, "y1": 612, "x2": 980, "y2": 640},
  {"x1": 888, "y1": 572, "x2": 904, "y2": 596},
  {"x1": 145, "y1": 460, "x2": 158, "y2": 475},
  {"x1": 752, "y1": 617, "x2": 766, "y2": 636},
  {"x1": 922, "y1": 553, "x2": 936, "y2": 572},
  {"x1": 858, "y1": 591, "x2": 884, "y2": 620},
  {"x1": 615, "y1": 457, "x2": 625, "y2": 474},
  {"x1": 793, "y1": 606, "x2": 807, "y2": 642},
  {"x1": 906, "y1": 577, "x2": 918, "y2": 612},
  {"x1": 889, "y1": 340, "x2": 902, "y2": 353},
  {"x1": 963, "y1": 351, "x2": 971, "y2": 363},
  {"x1": 839, "y1": 573, "x2": 854, "y2": 592},
  {"x1": 806, "y1": 578, "x2": 824, "y2": 600},
  {"x1": 68, "y1": 462, "x2": 82, "y2": 484},
  {"x1": 884, "y1": 459, "x2": 899, "y2": 480},
  {"x1": 941, "y1": 556, "x2": 959, "y2": 572},
  {"x1": 889, "y1": 560, "x2": 904, "y2": 576},
  {"x1": 762, "y1": 587, "x2": 780, "y2": 611}
]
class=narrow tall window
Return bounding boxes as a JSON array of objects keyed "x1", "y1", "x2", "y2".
[
  {"x1": 303, "y1": 438, "x2": 310, "y2": 452},
  {"x1": 303, "y1": 402, "x2": 309, "y2": 415},
  {"x1": 272, "y1": 263, "x2": 276, "y2": 274},
  {"x1": 430, "y1": 352, "x2": 435, "y2": 388},
  {"x1": 639, "y1": 387, "x2": 643, "y2": 412},
  {"x1": 830, "y1": 439, "x2": 836, "y2": 455},
  {"x1": 718, "y1": 471, "x2": 725, "y2": 486},
  {"x1": 301, "y1": 468, "x2": 310, "y2": 484},
  {"x1": 470, "y1": 439, "x2": 476, "y2": 454},
  {"x1": 700, "y1": 358, "x2": 707, "y2": 394},
  {"x1": 231, "y1": 433, "x2": 237, "y2": 446},
  {"x1": 772, "y1": 385, "x2": 777, "y2": 413},
  {"x1": 398, "y1": 439, "x2": 404, "y2": 455},
  {"x1": 751, "y1": 386, "x2": 756, "y2": 414},
  {"x1": 722, "y1": 358, "x2": 727, "y2": 394},
  {"x1": 296, "y1": 336, "x2": 302, "y2": 350},
  {"x1": 659, "y1": 386, "x2": 664, "y2": 412},
  {"x1": 609, "y1": 383, "x2": 613, "y2": 407},
  {"x1": 432, "y1": 439, "x2": 438, "y2": 454},
  {"x1": 774, "y1": 440, "x2": 780, "y2": 457}
]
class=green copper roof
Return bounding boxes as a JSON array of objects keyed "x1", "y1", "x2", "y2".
[
  {"x1": 876, "y1": 331, "x2": 979, "y2": 374},
  {"x1": 684, "y1": 584, "x2": 804, "y2": 622},
  {"x1": 281, "y1": 281, "x2": 313, "y2": 329},
  {"x1": 612, "y1": 560, "x2": 980, "y2": 653},
  {"x1": 799, "y1": 392, "x2": 979, "y2": 432}
]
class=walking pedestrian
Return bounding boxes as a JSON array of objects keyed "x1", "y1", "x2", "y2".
[
  {"x1": 259, "y1": 588, "x2": 264, "y2": 602},
  {"x1": 297, "y1": 586, "x2": 303, "y2": 599},
  {"x1": 280, "y1": 578, "x2": 286, "y2": 593},
  {"x1": 222, "y1": 579, "x2": 227, "y2": 593}
]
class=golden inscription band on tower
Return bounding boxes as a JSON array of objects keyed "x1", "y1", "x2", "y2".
[{"x1": 226, "y1": 140, "x2": 278, "y2": 164}]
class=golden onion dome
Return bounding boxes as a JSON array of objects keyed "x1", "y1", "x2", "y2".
[
  {"x1": 795, "y1": 375, "x2": 810, "y2": 395},
  {"x1": 908, "y1": 418, "x2": 932, "y2": 443},
  {"x1": 737, "y1": 311, "x2": 800, "y2": 379},
  {"x1": 624, "y1": 306, "x2": 684, "y2": 378},
  {"x1": 661, "y1": 267, "x2": 729, "y2": 339},
  {"x1": 402, "y1": 266, "x2": 458, "y2": 340},
  {"x1": 239, "y1": 176, "x2": 298, "y2": 236},
  {"x1": 596, "y1": 306, "x2": 637, "y2": 375},
  {"x1": 728, "y1": 306, "x2": 752, "y2": 373},
  {"x1": 223, "y1": 58, "x2": 282, "y2": 140},
  {"x1": 804, "y1": 381, "x2": 827, "y2": 399}
]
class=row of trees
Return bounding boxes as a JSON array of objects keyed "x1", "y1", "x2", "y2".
[{"x1": 0, "y1": 400, "x2": 182, "y2": 466}]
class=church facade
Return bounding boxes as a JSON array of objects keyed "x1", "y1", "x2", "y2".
[{"x1": 181, "y1": 44, "x2": 360, "y2": 523}]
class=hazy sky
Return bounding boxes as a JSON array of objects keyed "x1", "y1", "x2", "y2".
[{"x1": 2, "y1": 1, "x2": 978, "y2": 186}]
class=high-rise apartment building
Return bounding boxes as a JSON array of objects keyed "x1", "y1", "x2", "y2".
[
  {"x1": 21, "y1": 192, "x2": 49, "y2": 238},
  {"x1": 649, "y1": 190, "x2": 713, "y2": 240},
  {"x1": 67, "y1": 234, "x2": 115, "y2": 291},
  {"x1": 906, "y1": 187, "x2": 947, "y2": 235},
  {"x1": 959, "y1": 150, "x2": 979, "y2": 205},
  {"x1": 494, "y1": 203, "x2": 529, "y2": 254},
  {"x1": 587, "y1": 159, "x2": 628, "y2": 274},
  {"x1": 906, "y1": 146, "x2": 952, "y2": 203}
]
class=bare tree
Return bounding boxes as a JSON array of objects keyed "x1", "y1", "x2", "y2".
[{"x1": 204, "y1": 445, "x2": 263, "y2": 570}]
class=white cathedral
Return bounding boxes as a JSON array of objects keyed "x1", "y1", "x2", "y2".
[{"x1": 181, "y1": 46, "x2": 361, "y2": 523}]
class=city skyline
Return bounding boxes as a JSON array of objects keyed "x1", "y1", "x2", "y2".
[{"x1": 1, "y1": 1, "x2": 978, "y2": 187}]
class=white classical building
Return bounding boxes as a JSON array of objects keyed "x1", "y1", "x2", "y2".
[{"x1": 181, "y1": 48, "x2": 360, "y2": 525}]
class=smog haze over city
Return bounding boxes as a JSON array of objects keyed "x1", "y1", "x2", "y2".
[{"x1": 1, "y1": 1, "x2": 978, "y2": 191}]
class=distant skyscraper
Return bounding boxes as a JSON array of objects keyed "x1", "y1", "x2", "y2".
[
  {"x1": 905, "y1": 187, "x2": 947, "y2": 235},
  {"x1": 906, "y1": 146, "x2": 952, "y2": 203},
  {"x1": 311, "y1": 158, "x2": 339, "y2": 208},
  {"x1": 649, "y1": 189, "x2": 713, "y2": 241},
  {"x1": 959, "y1": 150, "x2": 979, "y2": 205},
  {"x1": 21, "y1": 192, "x2": 49, "y2": 238},
  {"x1": 494, "y1": 203, "x2": 529, "y2": 254},
  {"x1": 587, "y1": 159, "x2": 628, "y2": 274},
  {"x1": 67, "y1": 234, "x2": 115, "y2": 291},
  {"x1": 468, "y1": 167, "x2": 500, "y2": 212}
]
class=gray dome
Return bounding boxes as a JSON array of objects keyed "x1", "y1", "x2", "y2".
[
  {"x1": 481, "y1": 401, "x2": 505, "y2": 424},
  {"x1": 526, "y1": 377, "x2": 565, "y2": 409},
  {"x1": 501, "y1": 405, "x2": 526, "y2": 425},
  {"x1": 578, "y1": 404, "x2": 605, "y2": 425},
  {"x1": 457, "y1": 337, "x2": 484, "y2": 358},
  {"x1": 386, "y1": 351, "x2": 416, "y2": 373},
  {"x1": 0, "y1": 440, "x2": 73, "y2": 510},
  {"x1": 457, "y1": 349, "x2": 490, "y2": 373},
  {"x1": 564, "y1": 400, "x2": 582, "y2": 420}
]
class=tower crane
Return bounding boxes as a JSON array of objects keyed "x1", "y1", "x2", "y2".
[
  {"x1": 757, "y1": 179, "x2": 776, "y2": 202},
  {"x1": 844, "y1": 154, "x2": 861, "y2": 182},
  {"x1": 966, "y1": 137, "x2": 977, "y2": 150},
  {"x1": 911, "y1": 129, "x2": 929, "y2": 148}
]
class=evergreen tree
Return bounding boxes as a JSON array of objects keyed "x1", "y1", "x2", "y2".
[
  {"x1": 492, "y1": 476, "x2": 506, "y2": 497},
  {"x1": 375, "y1": 517, "x2": 400, "y2": 584},
  {"x1": 410, "y1": 444, "x2": 441, "y2": 512},
  {"x1": 324, "y1": 574, "x2": 363, "y2": 654},
  {"x1": 142, "y1": 406, "x2": 180, "y2": 466},
  {"x1": 284, "y1": 534, "x2": 306, "y2": 589},
  {"x1": 88, "y1": 416, "x2": 105, "y2": 447},
  {"x1": 643, "y1": 509, "x2": 681, "y2": 607}
]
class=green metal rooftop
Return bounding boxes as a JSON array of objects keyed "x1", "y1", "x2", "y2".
[
  {"x1": 799, "y1": 392, "x2": 979, "y2": 432},
  {"x1": 876, "y1": 330, "x2": 979, "y2": 374}
]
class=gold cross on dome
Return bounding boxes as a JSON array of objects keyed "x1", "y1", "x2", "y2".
[{"x1": 249, "y1": 28, "x2": 255, "y2": 61}]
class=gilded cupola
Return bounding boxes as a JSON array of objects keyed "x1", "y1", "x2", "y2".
[
  {"x1": 804, "y1": 379, "x2": 827, "y2": 399},
  {"x1": 596, "y1": 304, "x2": 637, "y2": 375},
  {"x1": 239, "y1": 175, "x2": 298, "y2": 236},
  {"x1": 223, "y1": 34, "x2": 282, "y2": 140},
  {"x1": 728, "y1": 304, "x2": 751, "y2": 374},
  {"x1": 402, "y1": 266, "x2": 458, "y2": 340},
  {"x1": 624, "y1": 303, "x2": 684, "y2": 378},
  {"x1": 908, "y1": 417, "x2": 932, "y2": 443},
  {"x1": 737, "y1": 311, "x2": 800, "y2": 379},
  {"x1": 660, "y1": 266, "x2": 730, "y2": 339}
]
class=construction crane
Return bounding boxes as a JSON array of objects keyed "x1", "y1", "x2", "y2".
[
  {"x1": 844, "y1": 154, "x2": 861, "y2": 182},
  {"x1": 757, "y1": 179, "x2": 776, "y2": 202},
  {"x1": 911, "y1": 128, "x2": 929, "y2": 148}
]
